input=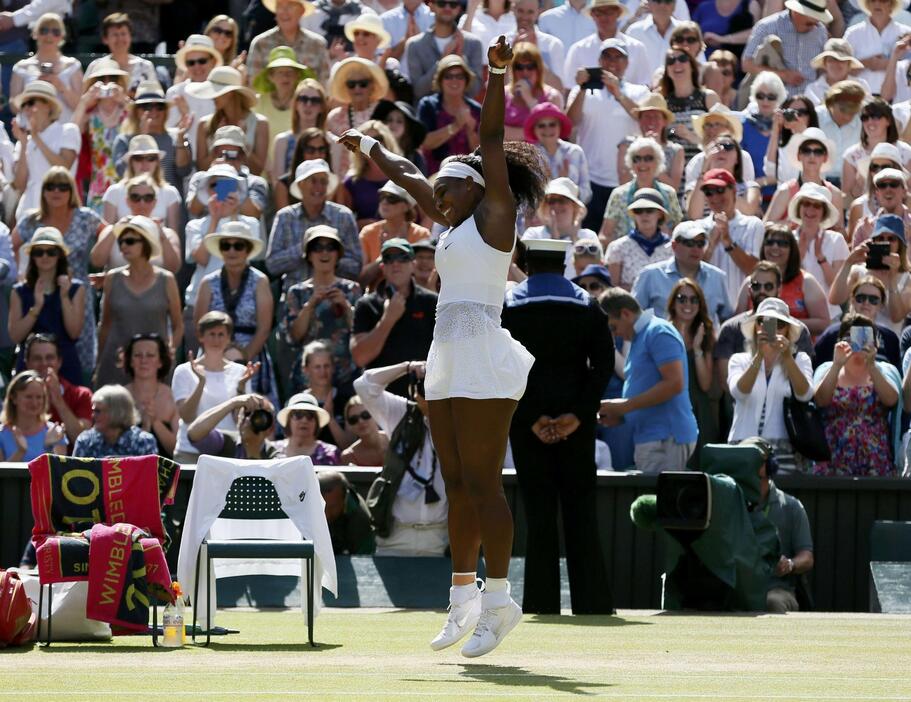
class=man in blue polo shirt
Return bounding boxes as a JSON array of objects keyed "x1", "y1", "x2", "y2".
[
  {"x1": 598, "y1": 288, "x2": 697, "y2": 472},
  {"x1": 632, "y1": 221, "x2": 733, "y2": 326}
]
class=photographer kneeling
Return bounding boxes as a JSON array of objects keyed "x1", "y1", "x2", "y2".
[{"x1": 187, "y1": 393, "x2": 279, "y2": 459}]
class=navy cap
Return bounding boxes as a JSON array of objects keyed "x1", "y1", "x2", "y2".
[
  {"x1": 573, "y1": 264, "x2": 612, "y2": 288},
  {"x1": 873, "y1": 214, "x2": 905, "y2": 243}
]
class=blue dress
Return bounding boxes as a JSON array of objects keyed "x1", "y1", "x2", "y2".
[
  {"x1": 13, "y1": 280, "x2": 84, "y2": 384},
  {"x1": 202, "y1": 266, "x2": 278, "y2": 407}
]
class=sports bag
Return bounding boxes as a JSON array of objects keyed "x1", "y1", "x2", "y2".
[{"x1": 0, "y1": 569, "x2": 37, "y2": 647}]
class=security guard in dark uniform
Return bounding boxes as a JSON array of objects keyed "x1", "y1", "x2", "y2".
[{"x1": 501, "y1": 239, "x2": 615, "y2": 614}]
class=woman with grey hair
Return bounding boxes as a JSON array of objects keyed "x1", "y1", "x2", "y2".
[
  {"x1": 739, "y1": 71, "x2": 785, "y2": 198},
  {"x1": 72, "y1": 384, "x2": 158, "y2": 457},
  {"x1": 600, "y1": 137, "x2": 683, "y2": 244}
]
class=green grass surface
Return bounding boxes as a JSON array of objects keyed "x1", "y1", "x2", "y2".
[{"x1": 2, "y1": 609, "x2": 911, "y2": 701}]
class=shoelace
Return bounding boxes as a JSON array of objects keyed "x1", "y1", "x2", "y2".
[{"x1": 472, "y1": 608, "x2": 494, "y2": 638}]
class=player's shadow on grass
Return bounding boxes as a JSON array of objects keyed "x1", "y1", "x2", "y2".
[
  {"x1": 527, "y1": 614, "x2": 652, "y2": 627},
  {"x1": 457, "y1": 664, "x2": 613, "y2": 695}
]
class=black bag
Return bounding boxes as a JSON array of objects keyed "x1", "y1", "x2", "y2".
[
  {"x1": 782, "y1": 396, "x2": 831, "y2": 462},
  {"x1": 366, "y1": 401, "x2": 426, "y2": 538}
]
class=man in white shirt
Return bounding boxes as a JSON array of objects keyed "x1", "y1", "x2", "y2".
[
  {"x1": 566, "y1": 37, "x2": 650, "y2": 230},
  {"x1": 815, "y1": 80, "x2": 864, "y2": 183},
  {"x1": 624, "y1": 0, "x2": 681, "y2": 79},
  {"x1": 843, "y1": 0, "x2": 911, "y2": 95},
  {"x1": 563, "y1": 0, "x2": 651, "y2": 88},
  {"x1": 381, "y1": 0, "x2": 435, "y2": 65},
  {"x1": 539, "y1": 0, "x2": 595, "y2": 53},
  {"x1": 508, "y1": 0, "x2": 566, "y2": 91},
  {"x1": 697, "y1": 168, "x2": 764, "y2": 309}
]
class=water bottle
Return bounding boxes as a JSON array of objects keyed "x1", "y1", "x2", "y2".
[{"x1": 161, "y1": 581, "x2": 185, "y2": 647}]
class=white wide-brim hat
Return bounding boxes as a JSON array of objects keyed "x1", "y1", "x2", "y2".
[
  {"x1": 329, "y1": 57, "x2": 390, "y2": 104},
  {"x1": 290, "y1": 159, "x2": 339, "y2": 200},
  {"x1": 543, "y1": 177, "x2": 586, "y2": 210},
  {"x1": 23, "y1": 226, "x2": 70, "y2": 257},
  {"x1": 175, "y1": 33, "x2": 224, "y2": 72},
  {"x1": 277, "y1": 392, "x2": 331, "y2": 429},
  {"x1": 785, "y1": 127, "x2": 836, "y2": 169},
  {"x1": 203, "y1": 220, "x2": 264, "y2": 260},
  {"x1": 344, "y1": 13, "x2": 391, "y2": 49},
  {"x1": 113, "y1": 215, "x2": 162, "y2": 260},
  {"x1": 787, "y1": 182, "x2": 840, "y2": 230},
  {"x1": 740, "y1": 296, "x2": 803, "y2": 343},
  {"x1": 185, "y1": 66, "x2": 257, "y2": 109},
  {"x1": 784, "y1": 0, "x2": 834, "y2": 23},
  {"x1": 195, "y1": 163, "x2": 249, "y2": 206}
]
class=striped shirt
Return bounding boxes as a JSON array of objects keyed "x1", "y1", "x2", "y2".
[{"x1": 742, "y1": 11, "x2": 828, "y2": 96}]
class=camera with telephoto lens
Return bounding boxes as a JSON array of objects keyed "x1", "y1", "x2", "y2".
[
  {"x1": 39, "y1": 62, "x2": 54, "y2": 75},
  {"x1": 98, "y1": 82, "x2": 117, "y2": 98},
  {"x1": 248, "y1": 408, "x2": 274, "y2": 433},
  {"x1": 781, "y1": 108, "x2": 798, "y2": 122}
]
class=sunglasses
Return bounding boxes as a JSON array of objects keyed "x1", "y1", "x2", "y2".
[
  {"x1": 632, "y1": 154, "x2": 655, "y2": 164},
  {"x1": 869, "y1": 163, "x2": 893, "y2": 173},
  {"x1": 675, "y1": 293, "x2": 699, "y2": 305},
  {"x1": 799, "y1": 146, "x2": 826, "y2": 157},
  {"x1": 435, "y1": 0, "x2": 462, "y2": 7},
  {"x1": 579, "y1": 281, "x2": 605, "y2": 293},
  {"x1": 382, "y1": 252, "x2": 413, "y2": 263},
  {"x1": 755, "y1": 92, "x2": 778, "y2": 101},
  {"x1": 701, "y1": 186, "x2": 728, "y2": 197},
  {"x1": 185, "y1": 57, "x2": 210, "y2": 67},
  {"x1": 346, "y1": 79, "x2": 371, "y2": 89},
  {"x1": 442, "y1": 71, "x2": 467, "y2": 81},
  {"x1": 535, "y1": 120, "x2": 559, "y2": 129},
  {"x1": 209, "y1": 26, "x2": 234, "y2": 37},
  {"x1": 573, "y1": 243, "x2": 601, "y2": 255},
  {"x1": 876, "y1": 180, "x2": 903, "y2": 190},
  {"x1": 513, "y1": 62, "x2": 536, "y2": 71},
  {"x1": 676, "y1": 36, "x2": 700, "y2": 44},
  {"x1": 43, "y1": 182, "x2": 71, "y2": 192},
  {"x1": 785, "y1": 107, "x2": 811, "y2": 117},
  {"x1": 289, "y1": 410, "x2": 317, "y2": 421},
  {"x1": 347, "y1": 410, "x2": 372, "y2": 424},
  {"x1": 128, "y1": 192, "x2": 155, "y2": 203},
  {"x1": 219, "y1": 240, "x2": 250, "y2": 252},
  {"x1": 297, "y1": 95, "x2": 322, "y2": 105},
  {"x1": 764, "y1": 238, "x2": 792, "y2": 248},
  {"x1": 854, "y1": 293, "x2": 882, "y2": 305},
  {"x1": 137, "y1": 103, "x2": 166, "y2": 112},
  {"x1": 38, "y1": 26, "x2": 62, "y2": 36},
  {"x1": 304, "y1": 143, "x2": 329, "y2": 154},
  {"x1": 714, "y1": 142, "x2": 736, "y2": 152},
  {"x1": 31, "y1": 247, "x2": 60, "y2": 258},
  {"x1": 861, "y1": 113, "x2": 887, "y2": 122},
  {"x1": 131, "y1": 154, "x2": 159, "y2": 162},
  {"x1": 118, "y1": 237, "x2": 142, "y2": 247},
  {"x1": 677, "y1": 238, "x2": 707, "y2": 248},
  {"x1": 667, "y1": 54, "x2": 689, "y2": 65},
  {"x1": 380, "y1": 195, "x2": 406, "y2": 205},
  {"x1": 309, "y1": 241, "x2": 339, "y2": 253},
  {"x1": 749, "y1": 281, "x2": 777, "y2": 293},
  {"x1": 21, "y1": 98, "x2": 45, "y2": 109}
]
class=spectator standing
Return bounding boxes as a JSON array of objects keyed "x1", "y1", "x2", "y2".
[
  {"x1": 842, "y1": 98, "x2": 911, "y2": 202},
  {"x1": 460, "y1": 0, "x2": 516, "y2": 53},
  {"x1": 846, "y1": 143, "x2": 907, "y2": 239},
  {"x1": 381, "y1": 0, "x2": 434, "y2": 67},
  {"x1": 252, "y1": 47, "x2": 314, "y2": 148},
  {"x1": 566, "y1": 38, "x2": 650, "y2": 231},
  {"x1": 276, "y1": 392, "x2": 341, "y2": 463},
  {"x1": 538, "y1": 0, "x2": 595, "y2": 53},
  {"x1": 335, "y1": 119, "x2": 396, "y2": 228},
  {"x1": 692, "y1": 0, "x2": 759, "y2": 60},
  {"x1": 741, "y1": 0, "x2": 831, "y2": 96},
  {"x1": 763, "y1": 94, "x2": 817, "y2": 186},
  {"x1": 166, "y1": 34, "x2": 221, "y2": 161},
  {"x1": 508, "y1": 0, "x2": 566, "y2": 91},
  {"x1": 814, "y1": 80, "x2": 865, "y2": 185},
  {"x1": 272, "y1": 80, "x2": 330, "y2": 187},
  {"x1": 247, "y1": 0, "x2": 330, "y2": 83},
  {"x1": 598, "y1": 288, "x2": 698, "y2": 473},
  {"x1": 103, "y1": 137, "x2": 182, "y2": 230},
  {"x1": 123, "y1": 332, "x2": 178, "y2": 457},
  {"x1": 205, "y1": 15, "x2": 241, "y2": 69},
  {"x1": 625, "y1": 0, "x2": 682, "y2": 80},
  {"x1": 502, "y1": 42, "x2": 564, "y2": 141},
  {"x1": 805, "y1": 39, "x2": 866, "y2": 107},
  {"x1": 187, "y1": 129, "x2": 270, "y2": 221},
  {"x1": 843, "y1": 0, "x2": 911, "y2": 95},
  {"x1": 84, "y1": 13, "x2": 156, "y2": 90},
  {"x1": 0, "y1": 371, "x2": 66, "y2": 461},
  {"x1": 738, "y1": 71, "x2": 785, "y2": 194},
  {"x1": 523, "y1": 178, "x2": 596, "y2": 279},
  {"x1": 659, "y1": 48, "x2": 720, "y2": 164}
]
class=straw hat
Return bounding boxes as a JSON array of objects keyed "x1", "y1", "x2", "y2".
[
  {"x1": 344, "y1": 13, "x2": 391, "y2": 49},
  {"x1": 626, "y1": 187, "x2": 669, "y2": 216},
  {"x1": 523, "y1": 101, "x2": 572, "y2": 143},
  {"x1": 252, "y1": 46, "x2": 314, "y2": 94},
  {"x1": 631, "y1": 92, "x2": 675, "y2": 125},
  {"x1": 23, "y1": 227, "x2": 70, "y2": 257},
  {"x1": 211, "y1": 125, "x2": 247, "y2": 151},
  {"x1": 81, "y1": 58, "x2": 129, "y2": 91},
  {"x1": 811, "y1": 38, "x2": 863, "y2": 71},
  {"x1": 175, "y1": 34, "x2": 223, "y2": 72},
  {"x1": 824, "y1": 79, "x2": 868, "y2": 109},
  {"x1": 431, "y1": 54, "x2": 476, "y2": 93},
  {"x1": 543, "y1": 177, "x2": 586, "y2": 210},
  {"x1": 858, "y1": 0, "x2": 902, "y2": 15},
  {"x1": 204, "y1": 220, "x2": 264, "y2": 259},
  {"x1": 277, "y1": 392, "x2": 331, "y2": 430},
  {"x1": 585, "y1": 0, "x2": 629, "y2": 17},
  {"x1": 692, "y1": 103, "x2": 743, "y2": 143},
  {"x1": 263, "y1": 0, "x2": 315, "y2": 15},
  {"x1": 290, "y1": 159, "x2": 339, "y2": 200},
  {"x1": 185, "y1": 66, "x2": 258, "y2": 109},
  {"x1": 740, "y1": 297, "x2": 803, "y2": 344},
  {"x1": 125, "y1": 134, "x2": 165, "y2": 160},
  {"x1": 784, "y1": 0, "x2": 833, "y2": 23},
  {"x1": 329, "y1": 57, "x2": 389, "y2": 103},
  {"x1": 787, "y1": 182, "x2": 840, "y2": 230},
  {"x1": 112, "y1": 215, "x2": 162, "y2": 259},
  {"x1": 303, "y1": 224, "x2": 345, "y2": 257},
  {"x1": 12, "y1": 80, "x2": 62, "y2": 121},
  {"x1": 785, "y1": 126, "x2": 836, "y2": 169},
  {"x1": 195, "y1": 163, "x2": 249, "y2": 205}
]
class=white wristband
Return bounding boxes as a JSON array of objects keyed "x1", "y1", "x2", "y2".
[
  {"x1": 359, "y1": 135, "x2": 379, "y2": 156},
  {"x1": 489, "y1": 65, "x2": 507, "y2": 74}
]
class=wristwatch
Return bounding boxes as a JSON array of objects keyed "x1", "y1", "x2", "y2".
[
  {"x1": 787, "y1": 558, "x2": 795, "y2": 574},
  {"x1": 724, "y1": 242, "x2": 736, "y2": 253}
]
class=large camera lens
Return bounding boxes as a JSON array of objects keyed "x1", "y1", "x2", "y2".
[{"x1": 249, "y1": 408, "x2": 274, "y2": 433}]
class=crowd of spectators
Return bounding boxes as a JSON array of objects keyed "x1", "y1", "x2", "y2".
[{"x1": 0, "y1": 0, "x2": 908, "y2": 527}]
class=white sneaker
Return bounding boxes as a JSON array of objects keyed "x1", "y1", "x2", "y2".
[
  {"x1": 430, "y1": 584, "x2": 483, "y2": 651},
  {"x1": 460, "y1": 597, "x2": 522, "y2": 658}
]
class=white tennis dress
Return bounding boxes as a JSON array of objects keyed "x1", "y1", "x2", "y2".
[{"x1": 424, "y1": 215, "x2": 535, "y2": 401}]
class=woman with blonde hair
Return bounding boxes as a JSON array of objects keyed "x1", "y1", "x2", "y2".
[
  {"x1": 271, "y1": 78, "x2": 328, "y2": 185},
  {"x1": 205, "y1": 15, "x2": 241, "y2": 68},
  {"x1": 708, "y1": 50, "x2": 738, "y2": 108},
  {"x1": 339, "y1": 395, "x2": 387, "y2": 466},
  {"x1": 189, "y1": 66, "x2": 270, "y2": 175},
  {"x1": 0, "y1": 371, "x2": 66, "y2": 461},
  {"x1": 102, "y1": 136, "x2": 181, "y2": 229},
  {"x1": 10, "y1": 13, "x2": 83, "y2": 123},
  {"x1": 326, "y1": 58, "x2": 390, "y2": 176},
  {"x1": 503, "y1": 42, "x2": 563, "y2": 141},
  {"x1": 335, "y1": 119, "x2": 399, "y2": 228}
]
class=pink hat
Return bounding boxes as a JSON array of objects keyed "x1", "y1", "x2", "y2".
[{"x1": 523, "y1": 102, "x2": 572, "y2": 144}]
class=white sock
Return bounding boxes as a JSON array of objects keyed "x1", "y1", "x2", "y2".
[
  {"x1": 452, "y1": 572, "x2": 476, "y2": 586},
  {"x1": 483, "y1": 577, "x2": 509, "y2": 608},
  {"x1": 450, "y1": 574, "x2": 479, "y2": 605}
]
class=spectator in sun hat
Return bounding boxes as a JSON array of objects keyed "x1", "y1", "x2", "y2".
[
  {"x1": 253, "y1": 46, "x2": 315, "y2": 143},
  {"x1": 844, "y1": 0, "x2": 911, "y2": 95},
  {"x1": 525, "y1": 102, "x2": 590, "y2": 205},
  {"x1": 103, "y1": 134, "x2": 181, "y2": 230},
  {"x1": 741, "y1": 0, "x2": 833, "y2": 96},
  {"x1": 167, "y1": 33, "x2": 221, "y2": 158},
  {"x1": 850, "y1": 164, "x2": 911, "y2": 247},
  {"x1": 412, "y1": 238, "x2": 438, "y2": 291},
  {"x1": 372, "y1": 99, "x2": 428, "y2": 174},
  {"x1": 344, "y1": 12, "x2": 392, "y2": 63},
  {"x1": 268, "y1": 158, "x2": 361, "y2": 297},
  {"x1": 573, "y1": 263, "x2": 613, "y2": 297},
  {"x1": 247, "y1": 0, "x2": 330, "y2": 83},
  {"x1": 605, "y1": 187, "x2": 674, "y2": 291},
  {"x1": 805, "y1": 38, "x2": 867, "y2": 107},
  {"x1": 815, "y1": 80, "x2": 866, "y2": 183},
  {"x1": 301, "y1": 0, "x2": 377, "y2": 51},
  {"x1": 275, "y1": 391, "x2": 341, "y2": 462},
  {"x1": 523, "y1": 178, "x2": 596, "y2": 279}
]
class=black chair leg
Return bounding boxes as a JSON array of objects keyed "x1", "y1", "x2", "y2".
[
  {"x1": 152, "y1": 603, "x2": 159, "y2": 647},
  {"x1": 205, "y1": 552, "x2": 212, "y2": 647},
  {"x1": 193, "y1": 548, "x2": 201, "y2": 645},
  {"x1": 307, "y1": 557, "x2": 314, "y2": 647}
]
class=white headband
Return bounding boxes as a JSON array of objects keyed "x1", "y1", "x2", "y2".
[{"x1": 437, "y1": 161, "x2": 486, "y2": 188}]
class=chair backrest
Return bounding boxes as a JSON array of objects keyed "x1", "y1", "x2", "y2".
[{"x1": 219, "y1": 476, "x2": 289, "y2": 520}]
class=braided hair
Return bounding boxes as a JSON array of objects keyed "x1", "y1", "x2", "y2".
[{"x1": 447, "y1": 141, "x2": 549, "y2": 212}]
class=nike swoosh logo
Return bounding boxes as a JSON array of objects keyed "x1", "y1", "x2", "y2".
[{"x1": 444, "y1": 242, "x2": 453, "y2": 249}]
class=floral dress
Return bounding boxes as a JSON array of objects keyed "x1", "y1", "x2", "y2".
[
  {"x1": 17, "y1": 208, "x2": 102, "y2": 378},
  {"x1": 283, "y1": 277, "x2": 362, "y2": 395},
  {"x1": 85, "y1": 109, "x2": 128, "y2": 213},
  {"x1": 813, "y1": 384, "x2": 895, "y2": 477},
  {"x1": 202, "y1": 266, "x2": 279, "y2": 408}
]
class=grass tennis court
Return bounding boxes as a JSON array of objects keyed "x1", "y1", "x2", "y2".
[{"x1": 3, "y1": 609, "x2": 910, "y2": 701}]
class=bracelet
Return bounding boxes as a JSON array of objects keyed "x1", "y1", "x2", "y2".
[
  {"x1": 693, "y1": 350, "x2": 704, "y2": 358},
  {"x1": 489, "y1": 65, "x2": 507, "y2": 74},
  {"x1": 817, "y1": 257, "x2": 827, "y2": 265},
  {"x1": 359, "y1": 135, "x2": 378, "y2": 156}
]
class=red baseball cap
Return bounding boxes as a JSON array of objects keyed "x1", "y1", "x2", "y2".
[{"x1": 702, "y1": 168, "x2": 736, "y2": 189}]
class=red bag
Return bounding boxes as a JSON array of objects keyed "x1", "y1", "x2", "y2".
[{"x1": 0, "y1": 570, "x2": 37, "y2": 647}]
